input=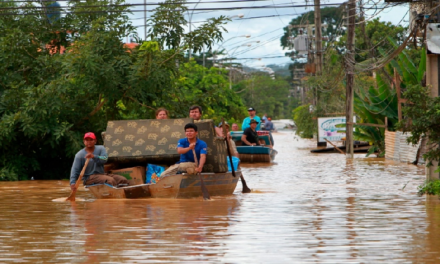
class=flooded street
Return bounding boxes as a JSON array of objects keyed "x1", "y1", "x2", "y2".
[{"x1": 1, "y1": 130, "x2": 439, "y2": 263}]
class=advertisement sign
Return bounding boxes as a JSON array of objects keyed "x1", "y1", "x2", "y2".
[{"x1": 318, "y1": 116, "x2": 355, "y2": 142}]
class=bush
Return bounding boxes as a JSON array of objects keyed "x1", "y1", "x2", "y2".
[
  {"x1": 0, "y1": 167, "x2": 19, "y2": 181},
  {"x1": 292, "y1": 104, "x2": 316, "y2": 138},
  {"x1": 418, "y1": 180, "x2": 440, "y2": 196}
]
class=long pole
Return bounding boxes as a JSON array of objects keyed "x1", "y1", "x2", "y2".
[
  {"x1": 345, "y1": 0, "x2": 356, "y2": 158},
  {"x1": 144, "y1": 0, "x2": 147, "y2": 40},
  {"x1": 314, "y1": 0, "x2": 322, "y2": 75}
]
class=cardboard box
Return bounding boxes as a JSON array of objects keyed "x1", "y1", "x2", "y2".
[{"x1": 110, "y1": 166, "x2": 146, "y2": 186}]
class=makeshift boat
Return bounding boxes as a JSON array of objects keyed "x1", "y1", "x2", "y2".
[
  {"x1": 86, "y1": 170, "x2": 241, "y2": 199},
  {"x1": 85, "y1": 118, "x2": 240, "y2": 199},
  {"x1": 230, "y1": 131, "x2": 278, "y2": 162}
]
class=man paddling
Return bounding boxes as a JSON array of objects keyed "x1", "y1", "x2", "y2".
[{"x1": 70, "y1": 132, "x2": 128, "y2": 191}]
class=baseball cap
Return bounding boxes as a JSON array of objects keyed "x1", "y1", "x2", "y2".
[
  {"x1": 247, "y1": 107, "x2": 255, "y2": 111},
  {"x1": 250, "y1": 118, "x2": 259, "y2": 124},
  {"x1": 84, "y1": 132, "x2": 96, "y2": 140},
  {"x1": 218, "y1": 121, "x2": 230, "y2": 127}
]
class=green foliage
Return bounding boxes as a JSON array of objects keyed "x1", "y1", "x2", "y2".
[
  {"x1": 306, "y1": 50, "x2": 346, "y2": 116},
  {"x1": 280, "y1": 7, "x2": 344, "y2": 50},
  {"x1": 175, "y1": 60, "x2": 247, "y2": 122},
  {"x1": 235, "y1": 73, "x2": 292, "y2": 119},
  {"x1": 292, "y1": 105, "x2": 315, "y2": 138},
  {"x1": 418, "y1": 180, "x2": 440, "y2": 196},
  {"x1": 397, "y1": 84, "x2": 440, "y2": 166},
  {"x1": 351, "y1": 47, "x2": 425, "y2": 156},
  {"x1": 148, "y1": 0, "x2": 229, "y2": 53},
  {"x1": 0, "y1": 167, "x2": 19, "y2": 181},
  {"x1": 0, "y1": 0, "x2": 236, "y2": 181}
]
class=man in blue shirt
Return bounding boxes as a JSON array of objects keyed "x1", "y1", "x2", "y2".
[
  {"x1": 161, "y1": 123, "x2": 208, "y2": 177},
  {"x1": 177, "y1": 123, "x2": 208, "y2": 173},
  {"x1": 242, "y1": 107, "x2": 261, "y2": 131}
]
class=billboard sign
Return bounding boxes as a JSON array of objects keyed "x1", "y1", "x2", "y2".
[{"x1": 318, "y1": 116, "x2": 355, "y2": 142}]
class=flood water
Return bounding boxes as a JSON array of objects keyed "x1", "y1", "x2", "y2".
[{"x1": 1, "y1": 130, "x2": 440, "y2": 263}]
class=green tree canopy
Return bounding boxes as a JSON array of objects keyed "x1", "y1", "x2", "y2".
[{"x1": 0, "y1": 0, "x2": 240, "y2": 181}]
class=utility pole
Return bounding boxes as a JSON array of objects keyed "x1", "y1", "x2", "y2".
[
  {"x1": 425, "y1": 4, "x2": 440, "y2": 180},
  {"x1": 144, "y1": 0, "x2": 147, "y2": 40},
  {"x1": 345, "y1": 0, "x2": 356, "y2": 158},
  {"x1": 314, "y1": 0, "x2": 322, "y2": 75}
]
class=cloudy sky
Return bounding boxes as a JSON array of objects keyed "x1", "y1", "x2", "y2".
[{"x1": 127, "y1": 0, "x2": 410, "y2": 68}]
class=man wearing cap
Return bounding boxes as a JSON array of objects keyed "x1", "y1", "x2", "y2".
[
  {"x1": 69, "y1": 132, "x2": 128, "y2": 191},
  {"x1": 241, "y1": 119, "x2": 261, "y2": 146},
  {"x1": 218, "y1": 121, "x2": 239, "y2": 157},
  {"x1": 242, "y1": 107, "x2": 261, "y2": 131}
]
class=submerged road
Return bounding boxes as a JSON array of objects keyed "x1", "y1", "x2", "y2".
[{"x1": 0, "y1": 129, "x2": 438, "y2": 263}]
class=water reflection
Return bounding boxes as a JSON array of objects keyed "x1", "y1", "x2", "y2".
[{"x1": 1, "y1": 131, "x2": 440, "y2": 263}]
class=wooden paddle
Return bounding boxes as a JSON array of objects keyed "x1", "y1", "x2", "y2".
[
  {"x1": 66, "y1": 158, "x2": 90, "y2": 202},
  {"x1": 192, "y1": 149, "x2": 210, "y2": 200},
  {"x1": 221, "y1": 118, "x2": 251, "y2": 193}
]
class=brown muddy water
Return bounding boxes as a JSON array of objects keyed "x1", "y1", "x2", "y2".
[{"x1": 1, "y1": 130, "x2": 439, "y2": 263}]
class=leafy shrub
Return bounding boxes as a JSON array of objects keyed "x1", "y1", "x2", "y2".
[
  {"x1": 0, "y1": 167, "x2": 18, "y2": 181},
  {"x1": 292, "y1": 105, "x2": 316, "y2": 138},
  {"x1": 418, "y1": 180, "x2": 440, "y2": 196}
]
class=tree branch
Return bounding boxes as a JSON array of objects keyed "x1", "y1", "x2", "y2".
[{"x1": 125, "y1": 96, "x2": 156, "y2": 110}]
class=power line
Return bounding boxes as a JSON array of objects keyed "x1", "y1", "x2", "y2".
[{"x1": 0, "y1": 2, "x2": 346, "y2": 12}]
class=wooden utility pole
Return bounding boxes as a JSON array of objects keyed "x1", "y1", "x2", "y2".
[
  {"x1": 314, "y1": 0, "x2": 322, "y2": 75},
  {"x1": 345, "y1": 0, "x2": 356, "y2": 158}
]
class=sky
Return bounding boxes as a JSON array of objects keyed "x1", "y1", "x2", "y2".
[{"x1": 126, "y1": 0, "x2": 410, "y2": 69}]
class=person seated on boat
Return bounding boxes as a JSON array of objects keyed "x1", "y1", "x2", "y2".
[
  {"x1": 155, "y1": 108, "x2": 169, "y2": 119},
  {"x1": 70, "y1": 132, "x2": 129, "y2": 191},
  {"x1": 242, "y1": 107, "x2": 261, "y2": 131},
  {"x1": 160, "y1": 123, "x2": 208, "y2": 177},
  {"x1": 231, "y1": 123, "x2": 239, "y2": 131},
  {"x1": 264, "y1": 117, "x2": 274, "y2": 131},
  {"x1": 262, "y1": 113, "x2": 268, "y2": 123},
  {"x1": 189, "y1": 105, "x2": 202, "y2": 121},
  {"x1": 241, "y1": 119, "x2": 261, "y2": 146},
  {"x1": 218, "y1": 121, "x2": 239, "y2": 158}
]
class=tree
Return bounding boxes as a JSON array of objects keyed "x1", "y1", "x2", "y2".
[
  {"x1": 147, "y1": 0, "x2": 229, "y2": 55},
  {"x1": 0, "y1": 0, "x2": 237, "y2": 181},
  {"x1": 236, "y1": 73, "x2": 291, "y2": 119},
  {"x1": 280, "y1": 7, "x2": 344, "y2": 51}
]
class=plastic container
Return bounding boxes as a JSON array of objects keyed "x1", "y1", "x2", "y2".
[{"x1": 227, "y1": 156, "x2": 240, "y2": 172}]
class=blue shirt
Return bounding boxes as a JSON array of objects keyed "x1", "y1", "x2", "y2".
[
  {"x1": 264, "y1": 120, "x2": 274, "y2": 131},
  {"x1": 242, "y1": 116, "x2": 261, "y2": 131},
  {"x1": 177, "y1": 138, "x2": 208, "y2": 163}
]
